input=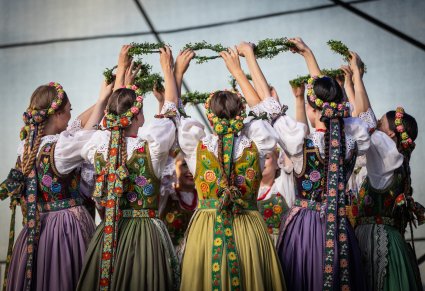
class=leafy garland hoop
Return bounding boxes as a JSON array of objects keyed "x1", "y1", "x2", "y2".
[
  {"x1": 289, "y1": 69, "x2": 344, "y2": 88},
  {"x1": 182, "y1": 41, "x2": 227, "y2": 64},
  {"x1": 327, "y1": 40, "x2": 367, "y2": 73}
]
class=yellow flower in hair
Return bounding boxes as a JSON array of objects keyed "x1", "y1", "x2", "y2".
[
  {"x1": 330, "y1": 102, "x2": 337, "y2": 108},
  {"x1": 307, "y1": 89, "x2": 314, "y2": 96},
  {"x1": 234, "y1": 121, "x2": 243, "y2": 130},
  {"x1": 315, "y1": 99, "x2": 323, "y2": 107},
  {"x1": 215, "y1": 124, "x2": 224, "y2": 133},
  {"x1": 401, "y1": 132, "x2": 408, "y2": 140}
]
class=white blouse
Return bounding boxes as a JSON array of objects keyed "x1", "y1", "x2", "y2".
[
  {"x1": 80, "y1": 103, "x2": 177, "y2": 179},
  {"x1": 358, "y1": 108, "x2": 404, "y2": 190},
  {"x1": 17, "y1": 119, "x2": 95, "y2": 175},
  {"x1": 177, "y1": 113, "x2": 278, "y2": 175}
]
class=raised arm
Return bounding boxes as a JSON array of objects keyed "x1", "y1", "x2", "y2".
[
  {"x1": 159, "y1": 46, "x2": 178, "y2": 105},
  {"x1": 291, "y1": 84, "x2": 310, "y2": 134},
  {"x1": 174, "y1": 49, "x2": 196, "y2": 98},
  {"x1": 220, "y1": 47, "x2": 261, "y2": 107},
  {"x1": 350, "y1": 51, "x2": 370, "y2": 116},
  {"x1": 83, "y1": 80, "x2": 113, "y2": 129},
  {"x1": 289, "y1": 37, "x2": 321, "y2": 77},
  {"x1": 113, "y1": 45, "x2": 132, "y2": 91},
  {"x1": 237, "y1": 41, "x2": 271, "y2": 100},
  {"x1": 340, "y1": 65, "x2": 355, "y2": 107}
]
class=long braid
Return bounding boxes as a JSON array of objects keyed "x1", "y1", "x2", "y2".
[{"x1": 21, "y1": 122, "x2": 45, "y2": 176}]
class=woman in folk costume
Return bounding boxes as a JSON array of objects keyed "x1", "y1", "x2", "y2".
[
  {"x1": 271, "y1": 38, "x2": 370, "y2": 291},
  {"x1": 343, "y1": 52, "x2": 424, "y2": 291},
  {"x1": 77, "y1": 46, "x2": 180, "y2": 291},
  {"x1": 178, "y1": 46, "x2": 285, "y2": 291},
  {"x1": 0, "y1": 79, "x2": 111, "y2": 290}
]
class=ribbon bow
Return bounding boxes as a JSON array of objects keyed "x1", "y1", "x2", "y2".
[
  {"x1": 0, "y1": 168, "x2": 26, "y2": 201},
  {"x1": 394, "y1": 193, "x2": 425, "y2": 227},
  {"x1": 218, "y1": 185, "x2": 248, "y2": 215}
]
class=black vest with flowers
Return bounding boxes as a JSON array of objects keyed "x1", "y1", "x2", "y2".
[
  {"x1": 37, "y1": 142, "x2": 81, "y2": 204},
  {"x1": 294, "y1": 138, "x2": 357, "y2": 203}
]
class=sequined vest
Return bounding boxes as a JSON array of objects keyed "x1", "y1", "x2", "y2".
[
  {"x1": 93, "y1": 141, "x2": 160, "y2": 210},
  {"x1": 194, "y1": 140, "x2": 261, "y2": 204},
  {"x1": 294, "y1": 138, "x2": 357, "y2": 204},
  {"x1": 37, "y1": 142, "x2": 81, "y2": 204}
]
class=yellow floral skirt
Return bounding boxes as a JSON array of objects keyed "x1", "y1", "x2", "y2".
[{"x1": 180, "y1": 209, "x2": 285, "y2": 291}]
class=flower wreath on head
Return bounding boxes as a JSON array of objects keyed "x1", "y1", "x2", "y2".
[
  {"x1": 395, "y1": 107, "x2": 415, "y2": 150},
  {"x1": 204, "y1": 90, "x2": 247, "y2": 135},
  {"x1": 20, "y1": 82, "x2": 66, "y2": 140},
  {"x1": 103, "y1": 85, "x2": 144, "y2": 129},
  {"x1": 306, "y1": 75, "x2": 350, "y2": 119}
]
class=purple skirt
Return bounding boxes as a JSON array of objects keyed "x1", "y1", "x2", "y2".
[
  {"x1": 277, "y1": 207, "x2": 367, "y2": 291},
  {"x1": 7, "y1": 205, "x2": 95, "y2": 291}
]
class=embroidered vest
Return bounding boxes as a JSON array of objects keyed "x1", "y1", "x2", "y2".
[
  {"x1": 257, "y1": 193, "x2": 288, "y2": 235},
  {"x1": 93, "y1": 141, "x2": 160, "y2": 210},
  {"x1": 194, "y1": 140, "x2": 261, "y2": 204},
  {"x1": 294, "y1": 138, "x2": 357, "y2": 204},
  {"x1": 37, "y1": 142, "x2": 81, "y2": 203}
]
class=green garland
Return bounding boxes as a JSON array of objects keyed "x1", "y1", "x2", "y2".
[
  {"x1": 327, "y1": 40, "x2": 367, "y2": 73},
  {"x1": 253, "y1": 37, "x2": 295, "y2": 59},
  {"x1": 104, "y1": 66, "x2": 117, "y2": 84},
  {"x1": 182, "y1": 38, "x2": 295, "y2": 64},
  {"x1": 128, "y1": 41, "x2": 168, "y2": 58},
  {"x1": 181, "y1": 91, "x2": 210, "y2": 105},
  {"x1": 289, "y1": 69, "x2": 344, "y2": 88},
  {"x1": 182, "y1": 41, "x2": 227, "y2": 64}
]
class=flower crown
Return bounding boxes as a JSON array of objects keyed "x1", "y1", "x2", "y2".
[
  {"x1": 395, "y1": 107, "x2": 414, "y2": 149},
  {"x1": 20, "y1": 82, "x2": 66, "y2": 140},
  {"x1": 103, "y1": 85, "x2": 144, "y2": 129},
  {"x1": 306, "y1": 75, "x2": 350, "y2": 119},
  {"x1": 204, "y1": 90, "x2": 247, "y2": 135}
]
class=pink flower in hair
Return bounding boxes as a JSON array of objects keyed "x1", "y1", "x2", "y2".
[
  {"x1": 396, "y1": 125, "x2": 404, "y2": 132},
  {"x1": 131, "y1": 85, "x2": 138, "y2": 91},
  {"x1": 51, "y1": 102, "x2": 58, "y2": 110},
  {"x1": 136, "y1": 96, "x2": 143, "y2": 102},
  {"x1": 395, "y1": 112, "x2": 403, "y2": 119},
  {"x1": 407, "y1": 138, "x2": 413, "y2": 144},
  {"x1": 130, "y1": 107, "x2": 139, "y2": 114},
  {"x1": 49, "y1": 82, "x2": 55, "y2": 86}
]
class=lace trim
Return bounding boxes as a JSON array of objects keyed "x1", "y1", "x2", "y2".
[
  {"x1": 359, "y1": 108, "x2": 377, "y2": 129},
  {"x1": 160, "y1": 101, "x2": 178, "y2": 115},
  {"x1": 66, "y1": 119, "x2": 82, "y2": 134},
  {"x1": 308, "y1": 131, "x2": 356, "y2": 159},
  {"x1": 200, "y1": 134, "x2": 252, "y2": 159},
  {"x1": 259, "y1": 97, "x2": 282, "y2": 116},
  {"x1": 375, "y1": 224, "x2": 389, "y2": 291},
  {"x1": 249, "y1": 103, "x2": 261, "y2": 116},
  {"x1": 80, "y1": 162, "x2": 95, "y2": 187}
]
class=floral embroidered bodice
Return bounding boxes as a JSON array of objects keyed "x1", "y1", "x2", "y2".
[
  {"x1": 93, "y1": 141, "x2": 160, "y2": 210},
  {"x1": 295, "y1": 138, "x2": 357, "y2": 203},
  {"x1": 37, "y1": 142, "x2": 81, "y2": 202},
  {"x1": 194, "y1": 140, "x2": 262, "y2": 203},
  {"x1": 257, "y1": 193, "x2": 288, "y2": 235}
]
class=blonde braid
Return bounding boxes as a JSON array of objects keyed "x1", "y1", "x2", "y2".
[{"x1": 21, "y1": 122, "x2": 45, "y2": 176}]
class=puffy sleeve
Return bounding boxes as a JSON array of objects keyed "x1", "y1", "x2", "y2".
[
  {"x1": 358, "y1": 108, "x2": 377, "y2": 130},
  {"x1": 177, "y1": 117, "x2": 206, "y2": 174},
  {"x1": 273, "y1": 115, "x2": 308, "y2": 157},
  {"x1": 343, "y1": 117, "x2": 371, "y2": 156},
  {"x1": 55, "y1": 128, "x2": 97, "y2": 175},
  {"x1": 243, "y1": 119, "x2": 277, "y2": 157},
  {"x1": 138, "y1": 102, "x2": 177, "y2": 178},
  {"x1": 80, "y1": 130, "x2": 110, "y2": 165},
  {"x1": 366, "y1": 130, "x2": 403, "y2": 189}
]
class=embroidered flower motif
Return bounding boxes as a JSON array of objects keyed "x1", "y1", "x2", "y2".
[
  {"x1": 166, "y1": 212, "x2": 175, "y2": 223},
  {"x1": 325, "y1": 264, "x2": 333, "y2": 273},
  {"x1": 212, "y1": 262, "x2": 220, "y2": 272},
  {"x1": 204, "y1": 170, "x2": 216, "y2": 183},
  {"x1": 326, "y1": 239, "x2": 334, "y2": 248},
  {"x1": 331, "y1": 139, "x2": 339, "y2": 147},
  {"x1": 51, "y1": 182, "x2": 61, "y2": 193},
  {"x1": 235, "y1": 175, "x2": 245, "y2": 186},
  {"x1": 264, "y1": 208, "x2": 273, "y2": 218},
  {"x1": 214, "y1": 237, "x2": 222, "y2": 246},
  {"x1": 223, "y1": 154, "x2": 230, "y2": 163},
  {"x1": 309, "y1": 170, "x2": 321, "y2": 182},
  {"x1": 199, "y1": 182, "x2": 209, "y2": 194},
  {"x1": 232, "y1": 277, "x2": 240, "y2": 287},
  {"x1": 135, "y1": 176, "x2": 147, "y2": 187},
  {"x1": 330, "y1": 163, "x2": 338, "y2": 172},
  {"x1": 364, "y1": 195, "x2": 373, "y2": 206},
  {"x1": 143, "y1": 184, "x2": 154, "y2": 196},
  {"x1": 302, "y1": 180, "x2": 313, "y2": 191},
  {"x1": 228, "y1": 251, "x2": 236, "y2": 260},
  {"x1": 273, "y1": 205, "x2": 282, "y2": 214},
  {"x1": 225, "y1": 228, "x2": 232, "y2": 237},
  {"x1": 127, "y1": 192, "x2": 137, "y2": 203},
  {"x1": 246, "y1": 168, "x2": 256, "y2": 180},
  {"x1": 42, "y1": 175, "x2": 52, "y2": 187},
  {"x1": 104, "y1": 226, "x2": 113, "y2": 234}
]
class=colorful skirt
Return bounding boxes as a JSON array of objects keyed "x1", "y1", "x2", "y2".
[
  {"x1": 7, "y1": 205, "x2": 95, "y2": 291},
  {"x1": 180, "y1": 208, "x2": 285, "y2": 291},
  {"x1": 355, "y1": 223, "x2": 422, "y2": 291},
  {"x1": 76, "y1": 216, "x2": 179, "y2": 291},
  {"x1": 277, "y1": 206, "x2": 367, "y2": 291}
]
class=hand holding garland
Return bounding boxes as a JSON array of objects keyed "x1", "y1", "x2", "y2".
[
  {"x1": 174, "y1": 49, "x2": 196, "y2": 98},
  {"x1": 114, "y1": 45, "x2": 132, "y2": 91},
  {"x1": 237, "y1": 41, "x2": 271, "y2": 100},
  {"x1": 327, "y1": 40, "x2": 367, "y2": 74},
  {"x1": 220, "y1": 47, "x2": 261, "y2": 107},
  {"x1": 124, "y1": 61, "x2": 143, "y2": 86},
  {"x1": 340, "y1": 65, "x2": 355, "y2": 107}
]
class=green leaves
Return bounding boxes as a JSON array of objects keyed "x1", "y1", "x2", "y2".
[
  {"x1": 182, "y1": 41, "x2": 227, "y2": 64},
  {"x1": 327, "y1": 39, "x2": 367, "y2": 73},
  {"x1": 128, "y1": 41, "x2": 168, "y2": 57},
  {"x1": 254, "y1": 37, "x2": 295, "y2": 59},
  {"x1": 289, "y1": 69, "x2": 344, "y2": 88},
  {"x1": 181, "y1": 91, "x2": 210, "y2": 105}
]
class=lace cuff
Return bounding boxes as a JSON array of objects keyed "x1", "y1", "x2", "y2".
[
  {"x1": 358, "y1": 108, "x2": 377, "y2": 131},
  {"x1": 67, "y1": 119, "x2": 83, "y2": 135}
]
